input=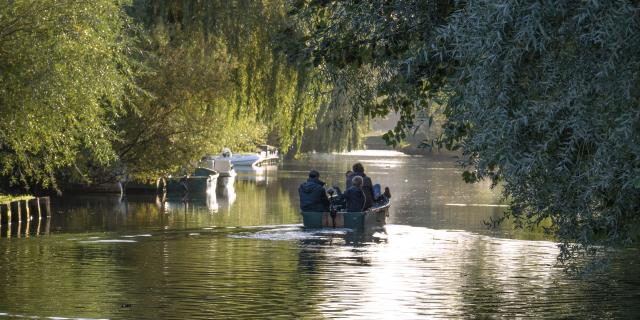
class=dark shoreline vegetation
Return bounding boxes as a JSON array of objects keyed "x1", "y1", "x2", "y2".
[{"x1": 0, "y1": 0, "x2": 638, "y2": 271}]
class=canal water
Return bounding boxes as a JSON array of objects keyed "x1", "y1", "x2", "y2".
[{"x1": 0, "y1": 152, "x2": 638, "y2": 319}]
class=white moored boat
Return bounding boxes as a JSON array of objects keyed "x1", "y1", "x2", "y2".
[
  {"x1": 228, "y1": 154, "x2": 262, "y2": 167},
  {"x1": 199, "y1": 150, "x2": 237, "y2": 189},
  {"x1": 214, "y1": 145, "x2": 279, "y2": 167}
]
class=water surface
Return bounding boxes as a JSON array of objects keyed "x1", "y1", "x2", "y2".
[{"x1": 0, "y1": 152, "x2": 637, "y2": 319}]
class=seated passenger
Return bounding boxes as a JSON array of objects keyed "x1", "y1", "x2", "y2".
[
  {"x1": 371, "y1": 184, "x2": 392, "y2": 206},
  {"x1": 350, "y1": 163, "x2": 374, "y2": 210},
  {"x1": 373, "y1": 183, "x2": 382, "y2": 200},
  {"x1": 338, "y1": 175, "x2": 367, "y2": 212},
  {"x1": 383, "y1": 186, "x2": 392, "y2": 199},
  {"x1": 298, "y1": 170, "x2": 330, "y2": 212}
]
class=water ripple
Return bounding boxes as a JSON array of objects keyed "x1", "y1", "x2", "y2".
[{"x1": 0, "y1": 225, "x2": 637, "y2": 319}]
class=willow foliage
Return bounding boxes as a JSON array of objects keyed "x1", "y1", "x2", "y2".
[
  {"x1": 0, "y1": 0, "x2": 134, "y2": 189},
  {"x1": 441, "y1": 1, "x2": 640, "y2": 270},
  {"x1": 113, "y1": 31, "x2": 237, "y2": 181},
  {"x1": 292, "y1": 0, "x2": 640, "y2": 269},
  {"x1": 298, "y1": 66, "x2": 378, "y2": 153},
  {"x1": 116, "y1": 0, "x2": 324, "y2": 180},
  {"x1": 0, "y1": 0, "x2": 358, "y2": 190},
  {"x1": 288, "y1": 0, "x2": 454, "y2": 147}
]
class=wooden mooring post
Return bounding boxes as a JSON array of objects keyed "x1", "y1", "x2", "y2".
[
  {"x1": 0, "y1": 197, "x2": 52, "y2": 237},
  {"x1": 0, "y1": 203, "x2": 9, "y2": 225},
  {"x1": 10, "y1": 201, "x2": 20, "y2": 223}
]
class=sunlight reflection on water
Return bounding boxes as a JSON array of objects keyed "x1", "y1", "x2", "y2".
[
  {"x1": 336, "y1": 150, "x2": 410, "y2": 157},
  {"x1": 298, "y1": 225, "x2": 561, "y2": 319}
]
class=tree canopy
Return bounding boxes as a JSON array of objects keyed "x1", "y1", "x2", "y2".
[
  {"x1": 289, "y1": 0, "x2": 640, "y2": 269},
  {"x1": 112, "y1": 0, "x2": 324, "y2": 182},
  {"x1": 0, "y1": 0, "x2": 366, "y2": 189},
  {"x1": 0, "y1": 0, "x2": 134, "y2": 190}
]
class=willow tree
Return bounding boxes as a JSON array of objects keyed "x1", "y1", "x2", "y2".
[
  {"x1": 440, "y1": 1, "x2": 640, "y2": 271},
  {"x1": 287, "y1": 0, "x2": 454, "y2": 147},
  {"x1": 291, "y1": 0, "x2": 640, "y2": 270},
  {"x1": 298, "y1": 66, "x2": 378, "y2": 153},
  {"x1": 0, "y1": 0, "x2": 134, "y2": 191},
  {"x1": 113, "y1": 0, "x2": 325, "y2": 181}
]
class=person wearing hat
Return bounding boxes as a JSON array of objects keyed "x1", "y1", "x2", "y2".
[{"x1": 298, "y1": 169, "x2": 330, "y2": 212}]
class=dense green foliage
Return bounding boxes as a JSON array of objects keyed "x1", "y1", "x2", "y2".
[
  {"x1": 109, "y1": 0, "x2": 330, "y2": 181},
  {"x1": 287, "y1": 0, "x2": 454, "y2": 146},
  {"x1": 116, "y1": 1, "x2": 280, "y2": 181},
  {"x1": 110, "y1": 0, "x2": 371, "y2": 181},
  {"x1": 290, "y1": 0, "x2": 640, "y2": 269},
  {"x1": 0, "y1": 0, "x2": 369, "y2": 190},
  {"x1": 0, "y1": 0, "x2": 133, "y2": 189},
  {"x1": 443, "y1": 1, "x2": 640, "y2": 270},
  {"x1": 298, "y1": 67, "x2": 376, "y2": 153}
]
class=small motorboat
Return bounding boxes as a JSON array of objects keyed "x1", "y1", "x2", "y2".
[
  {"x1": 200, "y1": 150, "x2": 237, "y2": 178},
  {"x1": 212, "y1": 145, "x2": 279, "y2": 167},
  {"x1": 165, "y1": 167, "x2": 219, "y2": 194},
  {"x1": 300, "y1": 196, "x2": 391, "y2": 230},
  {"x1": 228, "y1": 154, "x2": 262, "y2": 167}
]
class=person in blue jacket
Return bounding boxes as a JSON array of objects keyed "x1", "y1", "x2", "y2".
[
  {"x1": 298, "y1": 169, "x2": 330, "y2": 212},
  {"x1": 337, "y1": 175, "x2": 367, "y2": 212}
]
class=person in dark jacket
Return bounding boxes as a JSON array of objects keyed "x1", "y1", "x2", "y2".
[
  {"x1": 348, "y1": 162, "x2": 374, "y2": 210},
  {"x1": 345, "y1": 170, "x2": 353, "y2": 189},
  {"x1": 337, "y1": 175, "x2": 367, "y2": 212},
  {"x1": 298, "y1": 170, "x2": 330, "y2": 212}
]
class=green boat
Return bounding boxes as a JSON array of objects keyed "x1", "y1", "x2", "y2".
[
  {"x1": 165, "y1": 167, "x2": 219, "y2": 194},
  {"x1": 300, "y1": 200, "x2": 390, "y2": 230}
]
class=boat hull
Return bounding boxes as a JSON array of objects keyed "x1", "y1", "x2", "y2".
[
  {"x1": 229, "y1": 154, "x2": 261, "y2": 166},
  {"x1": 300, "y1": 202, "x2": 390, "y2": 230},
  {"x1": 165, "y1": 176, "x2": 217, "y2": 194},
  {"x1": 228, "y1": 154, "x2": 279, "y2": 167}
]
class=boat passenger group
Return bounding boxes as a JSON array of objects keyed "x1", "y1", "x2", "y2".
[{"x1": 298, "y1": 162, "x2": 391, "y2": 213}]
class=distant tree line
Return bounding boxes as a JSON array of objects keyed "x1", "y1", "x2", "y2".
[{"x1": 288, "y1": 0, "x2": 640, "y2": 270}]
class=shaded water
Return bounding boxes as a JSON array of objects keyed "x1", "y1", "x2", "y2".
[{"x1": 0, "y1": 152, "x2": 638, "y2": 319}]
